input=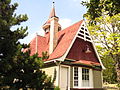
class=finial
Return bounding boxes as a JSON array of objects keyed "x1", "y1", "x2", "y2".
[
  {"x1": 36, "y1": 32, "x2": 38, "y2": 36},
  {"x1": 52, "y1": 0, "x2": 55, "y2": 7},
  {"x1": 49, "y1": 0, "x2": 56, "y2": 19}
]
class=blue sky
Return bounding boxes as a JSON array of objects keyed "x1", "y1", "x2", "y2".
[{"x1": 11, "y1": 0, "x2": 87, "y2": 44}]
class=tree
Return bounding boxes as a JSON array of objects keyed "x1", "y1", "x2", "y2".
[
  {"x1": 86, "y1": 14, "x2": 120, "y2": 84},
  {"x1": 82, "y1": 0, "x2": 120, "y2": 84},
  {"x1": 82, "y1": 0, "x2": 120, "y2": 20},
  {"x1": 0, "y1": 0, "x2": 53, "y2": 89},
  {"x1": 6, "y1": 48, "x2": 53, "y2": 90},
  {"x1": 96, "y1": 46, "x2": 117, "y2": 83}
]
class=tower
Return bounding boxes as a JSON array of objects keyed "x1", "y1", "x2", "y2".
[{"x1": 42, "y1": 2, "x2": 61, "y2": 54}]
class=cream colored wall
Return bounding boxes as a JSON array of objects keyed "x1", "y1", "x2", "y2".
[
  {"x1": 42, "y1": 66, "x2": 59, "y2": 86},
  {"x1": 42, "y1": 65, "x2": 103, "y2": 89},
  {"x1": 93, "y1": 70, "x2": 103, "y2": 88}
]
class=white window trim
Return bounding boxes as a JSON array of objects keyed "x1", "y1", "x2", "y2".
[
  {"x1": 73, "y1": 67, "x2": 93, "y2": 88},
  {"x1": 73, "y1": 67, "x2": 79, "y2": 88}
]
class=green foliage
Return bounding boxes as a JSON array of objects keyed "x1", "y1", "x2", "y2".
[
  {"x1": 117, "y1": 83, "x2": 120, "y2": 89},
  {"x1": 101, "y1": 55, "x2": 117, "y2": 83},
  {"x1": 82, "y1": 0, "x2": 120, "y2": 21},
  {"x1": 0, "y1": 0, "x2": 53, "y2": 89},
  {"x1": 42, "y1": 51, "x2": 49, "y2": 60},
  {"x1": 85, "y1": 14, "x2": 120, "y2": 84},
  {"x1": 82, "y1": 0, "x2": 120, "y2": 85},
  {"x1": 54, "y1": 86, "x2": 60, "y2": 90}
]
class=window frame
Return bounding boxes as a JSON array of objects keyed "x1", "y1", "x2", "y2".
[
  {"x1": 73, "y1": 67, "x2": 93, "y2": 88},
  {"x1": 73, "y1": 67, "x2": 79, "y2": 87},
  {"x1": 82, "y1": 68, "x2": 90, "y2": 87}
]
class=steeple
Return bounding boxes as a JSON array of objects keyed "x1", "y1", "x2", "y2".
[
  {"x1": 49, "y1": 2, "x2": 56, "y2": 19},
  {"x1": 42, "y1": 1, "x2": 61, "y2": 33},
  {"x1": 42, "y1": 1, "x2": 61, "y2": 54}
]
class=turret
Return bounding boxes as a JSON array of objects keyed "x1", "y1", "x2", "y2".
[{"x1": 42, "y1": 2, "x2": 61, "y2": 54}]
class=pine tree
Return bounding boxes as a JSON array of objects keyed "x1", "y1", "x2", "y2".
[{"x1": 0, "y1": 0, "x2": 53, "y2": 89}]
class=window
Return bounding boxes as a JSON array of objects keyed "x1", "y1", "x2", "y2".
[
  {"x1": 82, "y1": 68, "x2": 89, "y2": 87},
  {"x1": 74, "y1": 67, "x2": 78, "y2": 87},
  {"x1": 73, "y1": 67, "x2": 93, "y2": 88}
]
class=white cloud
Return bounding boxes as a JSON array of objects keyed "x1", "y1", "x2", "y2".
[
  {"x1": 20, "y1": 27, "x2": 45, "y2": 44},
  {"x1": 59, "y1": 18, "x2": 72, "y2": 29},
  {"x1": 37, "y1": 27, "x2": 45, "y2": 36},
  {"x1": 20, "y1": 19, "x2": 72, "y2": 44}
]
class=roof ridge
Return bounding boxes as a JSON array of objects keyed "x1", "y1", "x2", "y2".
[
  {"x1": 60, "y1": 20, "x2": 83, "y2": 32},
  {"x1": 58, "y1": 20, "x2": 83, "y2": 33},
  {"x1": 37, "y1": 35, "x2": 46, "y2": 38}
]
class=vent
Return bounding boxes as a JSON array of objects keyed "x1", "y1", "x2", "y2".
[{"x1": 77, "y1": 23, "x2": 92, "y2": 42}]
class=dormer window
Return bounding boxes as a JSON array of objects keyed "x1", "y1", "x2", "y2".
[
  {"x1": 58, "y1": 27, "x2": 61, "y2": 31},
  {"x1": 45, "y1": 28, "x2": 50, "y2": 33}
]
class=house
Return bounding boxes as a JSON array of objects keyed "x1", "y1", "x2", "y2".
[{"x1": 29, "y1": 2, "x2": 105, "y2": 90}]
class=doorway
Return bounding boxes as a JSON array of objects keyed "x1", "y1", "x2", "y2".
[{"x1": 60, "y1": 66, "x2": 69, "y2": 90}]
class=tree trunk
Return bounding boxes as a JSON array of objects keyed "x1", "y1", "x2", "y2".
[
  {"x1": 116, "y1": 62, "x2": 120, "y2": 83},
  {"x1": 115, "y1": 54, "x2": 120, "y2": 86}
]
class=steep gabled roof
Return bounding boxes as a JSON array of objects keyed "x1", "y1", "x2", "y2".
[
  {"x1": 30, "y1": 20, "x2": 83, "y2": 59},
  {"x1": 29, "y1": 20, "x2": 105, "y2": 69}
]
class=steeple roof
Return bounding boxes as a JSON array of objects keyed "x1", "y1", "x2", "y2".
[
  {"x1": 49, "y1": 2, "x2": 56, "y2": 19},
  {"x1": 42, "y1": 1, "x2": 61, "y2": 32}
]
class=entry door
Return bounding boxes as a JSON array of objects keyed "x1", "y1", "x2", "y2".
[{"x1": 61, "y1": 66, "x2": 69, "y2": 90}]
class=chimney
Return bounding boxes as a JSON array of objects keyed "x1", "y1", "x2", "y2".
[{"x1": 49, "y1": 16, "x2": 59, "y2": 54}]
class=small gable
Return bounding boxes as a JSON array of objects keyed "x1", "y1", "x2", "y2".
[
  {"x1": 65, "y1": 21, "x2": 103, "y2": 67},
  {"x1": 30, "y1": 35, "x2": 49, "y2": 57},
  {"x1": 66, "y1": 38, "x2": 100, "y2": 65}
]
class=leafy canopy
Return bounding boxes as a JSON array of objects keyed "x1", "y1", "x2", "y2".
[{"x1": 82, "y1": 0, "x2": 120, "y2": 84}]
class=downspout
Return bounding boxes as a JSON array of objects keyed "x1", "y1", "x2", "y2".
[
  {"x1": 54, "y1": 60, "x2": 61, "y2": 87},
  {"x1": 58, "y1": 64, "x2": 60, "y2": 87}
]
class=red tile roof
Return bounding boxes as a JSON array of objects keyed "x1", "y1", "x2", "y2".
[
  {"x1": 30, "y1": 20, "x2": 83, "y2": 60},
  {"x1": 30, "y1": 35, "x2": 48, "y2": 57},
  {"x1": 72, "y1": 60, "x2": 100, "y2": 66},
  {"x1": 29, "y1": 20, "x2": 102, "y2": 66},
  {"x1": 29, "y1": 20, "x2": 101, "y2": 66}
]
